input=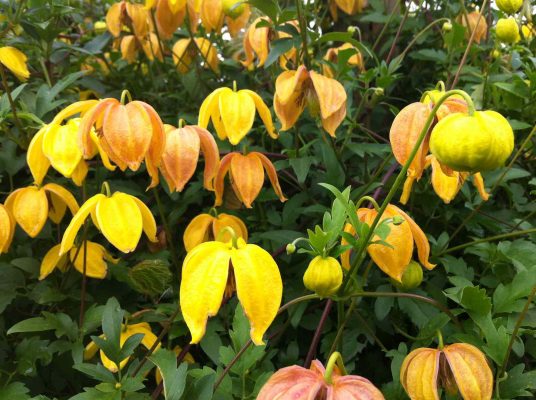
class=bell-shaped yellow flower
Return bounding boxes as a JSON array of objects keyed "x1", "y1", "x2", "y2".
[
  {"x1": 172, "y1": 38, "x2": 219, "y2": 74},
  {"x1": 5, "y1": 184, "x2": 79, "y2": 238},
  {"x1": 341, "y1": 204, "x2": 435, "y2": 282},
  {"x1": 183, "y1": 212, "x2": 248, "y2": 252},
  {"x1": 200, "y1": 0, "x2": 250, "y2": 37},
  {"x1": 154, "y1": 0, "x2": 187, "y2": 39},
  {"x1": 214, "y1": 152, "x2": 287, "y2": 208},
  {"x1": 426, "y1": 155, "x2": 489, "y2": 204},
  {"x1": 106, "y1": 1, "x2": 151, "y2": 38},
  {"x1": 60, "y1": 190, "x2": 157, "y2": 255},
  {"x1": 0, "y1": 47, "x2": 30, "y2": 81},
  {"x1": 330, "y1": 0, "x2": 368, "y2": 16},
  {"x1": 84, "y1": 322, "x2": 159, "y2": 372},
  {"x1": 322, "y1": 43, "x2": 365, "y2": 78},
  {"x1": 458, "y1": 11, "x2": 488, "y2": 44},
  {"x1": 303, "y1": 256, "x2": 343, "y2": 298},
  {"x1": 39, "y1": 241, "x2": 119, "y2": 280},
  {"x1": 198, "y1": 84, "x2": 277, "y2": 145},
  {"x1": 0, "y1": 204, "x2": 15, "y2": 254},
  {"x1": 78, "y1": 96, "x2": 166, "y2": 188},
  {"x1": 180, "y1": 238, "x2": 282, "y2": 345},
  {"x1": 401, "y1": 343, "x2": 493, "y2": 400},
  {"x1": 274, "y1": 65, "x2": 347, "y2": 137},
  {"x1": 159, "y1": 124, "x2": 220, "y2": 192}
]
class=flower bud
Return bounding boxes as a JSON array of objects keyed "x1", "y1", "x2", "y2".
[
  {"x1": 496, "y1": 0, "x2": 523, "y2": 14},
  {"x1": 94, "y1": 21, "x2": 107, "y2": 34},
  {"x1": 442, "y1": 21, "x2": 452, "y2": 32},
  {"x1": 391, "y1": 261, "x2": 423, "y2": 290},
  {"x1": 128, "y1": 260, "x2": 172, "y2": 296},
  {"x1": 222, "y1": 0, "x2": 245, "y2": 19},
  {"x1": 496, "y1": 17, "x2": 520, "y2": 44},
  {"x1": 303, "y1": 256, "x2": 343, "y2": 298},
  {"x1": 286, "y1": 243, "x2": 296, "y2": 254},
  {"x1": 347, "y1": 25, "x2": 358, "y2": 34}
]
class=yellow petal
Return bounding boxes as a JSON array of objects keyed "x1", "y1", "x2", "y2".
[
  {"x1": 472, "y1": 173, "x2": 490, "y2": 201},
  {"x1": 0, "y1": 204, "x2": 14, "y2": 253},
  {"x1": 443, "y1": 343, "x2": 493, "y2": 400},
  {"x1": 89, "y1": 129, "x2": 116, "y2": 171},
  {"x1": 0, "y1": 46, "x2": 30, "y2": 81},
  {"x1": 230, "y1": 153, "x2": 264, "y2": 208},
  {"x1": 214, "y1": 153, "x2": 234, "y2": 206},
  {"x1": 27, "y1": 126, "x2": 50, "y2": 186},
  {"x1": 231, "y1": 242, "x2": 282, "y2": 345},
  {"x1": 96, "y1": 192, "x2": 143, "y2": 253},
  {"x1": 136, "y1": 101, "x2": 165, "y2": 189},
  {"x1": 213, "y1": 213, "x2": 248, "y2": 244},
  {"x1": 172, "y1": 39, "x2": 193, "y2": 73},
  {"x1": 39, "y1": 244, "x2": 67, "y2": 280},
  {"x1": 219, "y1": 89, "x2": 255, "y2": 145},
  {"x1": 51, "y1": 100, "x2": 99, "y2": 126},
  {"x1": 13, "y1": 187, "x2": 48, "y2": 238},
  {"x1": 131, "y1": 195, "x2": 158, "y2": 243},
  {"x1": 105, "y1": 2, "x2": 123, "y2": 37},
  {"x1": 243, "y1": 90, "x2": 278, "y2": 140},
  {"x1": 47, "y1": 191, "x2": 67, "y2": 225},
  {"x1": 195, "y1": 126, "x2": 220, "y2": 191},
  {"x1": 183, "y1": 213, "x2": 214, "y2": 252},
  {"x1": 84, "y1": 337, "x2": 102, "y2": 360},
  {"x1": 78, "y1": 99, "x2": 117, "y2": 159},
  {"x1": 428, "y1": 155, "x2": 463, "y2": 204},
  {"x1": 180, "y1": 241, "x2": 231, "y2": 343},
  {"x1": 71, "y1": 160, "x2": 89, "y2": 186},
  {"x1": 320, "y1": 99, "x2": 347, "y2": 138},
  {"x1": 390, "y1": 205, "x2": 435, "y2": 271},
  {"x1": 309, "y1": 70, "x2": 347, "y2": 120},
  {"x1": 120, "y1": 35, "x2": 138, "y2": 64},
  {"x1": 42, "y1": 120, "x2": 83, "y2": 177},
  {"x1": 125, "y1": 322, "x2": 160, "y2": 351},
  {"x1": 400, "y1": 348, "x2": 440, "y2": 400},
  {"x1": 200, "y1": 0, "x2": 223, "y2": 32},
  {"x1": 255, "y1": 152, "x2": 287, "y2": 203},
  {"x1": 70, "y1": 241, "x2": 109, "y2": 279},
  {"x1": 198, "y1": 88, "x2": 227, "y2": 140},
  {"x1": 60, "y1": 194, "x2": 104, "y2": 255},
  {"x1": 273, "y1": 67, "x2": 309, "y2": 131}
]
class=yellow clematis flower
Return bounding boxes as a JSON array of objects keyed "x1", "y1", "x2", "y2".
[
  {"x1": 0, "y1": 46, "x2": 30, "y2": 81},
  {"x1": 84, "y1": 322, "x2": 160, "y2": 372},
  {"x1": 200, "y1": 0, "x2": 251, "y2": 37},
  {"x1": 341, "y1": 204, "x2": 435, "y2": 282},
  {"x1": 106, "y1": 1, "x2": 151, "y2": 39},
  {"x1": 401, "y1": 343, "x2": 493, "y2": 400},
  {"x1": 39, "y1": 241, "x2": 119, "y2": 280},
  {"x1": 180, "y1": 237, "x2": 282, "y2": 345},
  {"x1": 274, "y1": 65, "x2": 347, "y2": 137},
  {"x1": 5, "y1": 184, "x2": 79, "y2": 238},
  {"x1": 154, "y1": 0, "x2": 187, "y2": 39},
  {"x1": 214, "y1": 152, "x2": 287, "y2": 208},
  {"x1": 78, "y1": 96, "x2": 166, "y2": 188},
  {"x1": 159, "y1": 124, "x2": 220, "y2": 192},
  {"x1": 183, "y1": 212, "x2": 248, "y2": 252},
  {"x1": 329, "y1": 0, "x2": 368, "y2": 17},
  {"x1": 172, "y1": 38, "x2": 219, "y2": 74},
  {"x1": 426, "y1": 155, "x2": 489, "y2": 204},
  {"x1": 0, "y1": 204, "x2": 15, "y2": 254},
  {"x1": 198, "y1": 84, "x2": 277, "y2": 145},
  {"x1": 242, "y1": 18, "x2": 298, "y2": 70},
  {"x1": 458, "y1": 11, "x2": 488, "y2": 44},
  {"x1": 322, "y1": 43, "x2": 365, "y2": 78},
  {"x1": 60, "y1": 189, "x2": 157, "y2": 255}
]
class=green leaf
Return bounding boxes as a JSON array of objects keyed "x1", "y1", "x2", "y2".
[
  {"x1": 499, "y1": 364, "x2": 536, "y2": 398},
  {"x1": 7, "y1": 317, "x2": 56, "y2": 335},
  {"x1": 247, "y1": 0, "x2": 279, "y2": 21},
  {"x1": 148, "y1": 349, "x2": 188, "y2": 400},
  {"x1": 460, "y1": 286, "x2": 492, "y2": 315},
  {"x1": 0, "y1": 382, "x2": 31, "y2": 400}
]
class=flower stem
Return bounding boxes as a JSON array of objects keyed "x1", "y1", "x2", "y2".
[
  {"x1": 152, "y1": 187, "x2": 180, "y2": 274},
  {"x1": 0, "y1": 64, "x2": 26, "y2": 146},
  {"x1": 324, "y1": 351, "x2": 347, "y2": 384},
  {"x1": 295, "y1": 0, "x2": 311, "y2": 69},
  {"x1": 304, "y1": 299, "x2": 333, "y2": 368}
]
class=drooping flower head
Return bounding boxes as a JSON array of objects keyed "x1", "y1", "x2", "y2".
[
  {"x1": 401, "y1": 343, "x2": 493, "y2": 400},
  {"x1": 341, "y1": 204, "x2": 435, "y2": 282},
  {"x1": 214, "y1": 152, "x2": 287, "y2": 208},
  {"x1": 172, "y1": 38, "x2": 219, "y2": 74},
  {"x1": 5, "y1": 184, "x2": 79, "y2": 238},
  {"x1": 180, "y1": 237, "x2": 282, "y2": 345},
  {"x1": 158, "y1": 123, "x2": 220, "y2": 192},
  {"x1": 106, "y1": 0, "x2": 151, "y2": 38},
  {"x1": 77, "y1": 93, "x2": 166, "y2": 188},
  {"x1": 200, "y1": 0, "x2": 251, "y2": 37},
  {"x1": 458, "y1": 11, "x2": 488, "y2": 44},
  {"x1": 274, "y1": 65, "x2": 347, "y2": 137},
  {"x1": 59, "y1": 186, "x2": 157, "y2": 255},
  {"x1": 0, "y1": 204, "x2": 15, "y2": 254},
  {"x1": 0, "y1": 46, "x2": 30, "y2": 81},
  {"x1": 198, "y1": 83, "x2": 277, "y2": 145},
  {"x1": 183, "y1": 212, "x2": 248, "y2": 252},
  {"x1": 152, "y1": 0, "x2": 188, "y2": 39},
  {"x1": 322, "y1": 42, "x2": 365, "y2": 78}
]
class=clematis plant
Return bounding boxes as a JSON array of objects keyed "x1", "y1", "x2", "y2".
[
  {"x1": 0, "y1": 204, "x2": 14, "y2": 254},
  {"x1": 0, "y1": 46, "x2": 30, "y2": 81}
]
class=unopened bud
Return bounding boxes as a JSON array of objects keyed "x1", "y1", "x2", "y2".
[
  {"x1": 442, "y1": 22, "x2": 453, "y2": 32},
  {"x1": 286, "y1": 243, "x2": 296, "y2": 254},
  {"x1": 347, "y1": 25, "x2": 358, "y2": 34},
  {"x1": 392, "y1": 215, "x2": 405, "y2": 225},
  {"x1": 373, "y1": 87, "x2": 384, "y2": 97}
]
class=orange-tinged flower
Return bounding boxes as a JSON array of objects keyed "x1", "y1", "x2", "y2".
[
  {"x1": 198, "y1": 85, "x2": 277, "y2": 145},
  {"x1": 332, "y1": 0, "x2": 368, "y2": 15},
  {"x1": 421, "y1": 85, "x2": 468, "y2": 121},
  {"x1": 183, "y1": 212, "x2": 248, "y2": 252},
  {"x1": 242, "y1": 18, "x2": 298, "y2": 69},
  {"x1": 84, "y1": 322, "x2": 159, "y2": 372},
  {"x1": 214, "y1": 152, "x2": 287, "y2": 208},
  {"x1": 154, "y1": 0, "x2": 187, "y2": 39},
  {"x1": 120, "y1": 33, "x2": 163, "y2": 63},
  {"x1": 0, "y1": 46, "x2": 30, "y2": 81},
  {"x1": 341, "y1": 204, "x2": 435, "y2": 282},
  {"x1": 200, "y1": 0, "x2": 250, "y2": 37},
  {"x1": 389, "y1": 102, "x2": 432, "y2": 204},
  {"x1": 60, "y1": 190, "x2": 157, "y2": 255},
  {"x1": 172, "y1": 37, "x2": 219, "y2": 74},
  {"x1": 322, "y1": 43, "x2": 365, "y2": 78},
  {"x1": 39, "y1": 241, "x2": 119, "y2": 280},
  {"x1": 78, "y1": 96, "x2": 166, "y2": 188},
  {"x1": 158, "y1": 124, "x2": 220, "y2": 192},
  {"x1": 458, "y1": 11, "x2": 488, "y2": 44},
  {"x1": 401, "y1": 343, "x2": 493, "y2": 400},
  {"x1": 274, "y1": 65, "x2": 347, "y2": 137},
  {"x1": 106, "y1": 1, "x2": 151, "y2": 38},
  {"x1": 258, "y1": 359, "x2": 384, "y2": 400},
  {"x1": 180, "y1": 238, "x2": 282, "y2": 345},
  {"x1": 425, "y1": 155, "x2": 489, "y2": 204},
  {"x1": 5, "y1": 184, "x2": 79, "y2": 238},
  {"x1": 0, "y1": 204, "x2": 15, "y2": 254}
]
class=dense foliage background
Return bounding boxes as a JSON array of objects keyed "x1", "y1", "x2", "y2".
[{"x1": 0, "y1": 0, "x2": 535, "y2": 399}]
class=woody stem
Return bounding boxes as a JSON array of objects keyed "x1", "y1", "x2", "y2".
[{"x1": 339, "y1": 90, "x2": 474, "y2": 294}]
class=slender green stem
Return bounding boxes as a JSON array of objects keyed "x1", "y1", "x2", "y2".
[
  {"x1": 295, "y1": 0, "x2": 311, "y2": 69},
  {"x1": 355, "y1": 196, "x2": 380, "y2": 211},
  {"x1": 438, "y1": 228, "x2": 536, "y2": 256},
  {"x1": 152, "y1": 188, "x2": 180, "y2": 273},
  {"x1": 213, "y1": 294, "x2": 319, "y2": 390},
  {"x1": 120, "y1": 89, "x2": 132, "y2": 104},
  {"x1": 324, "y1": 352, "x2": 347, "y2": 384},
  {"x1": 339, "y1": 90, "x2": 475, "y2": 294},
  {"x1": 0, "y1": 64, "x2": 26, "y2": 145},
  {"x1": 398, "y1": 18, "x2": 452, "y2": 62},
  {"x1": 372, "y1": 0, "x2": 401, "y2": 52},
  {"x1": 39, "y1": 58, "x2": 52, "y2": 87}
]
